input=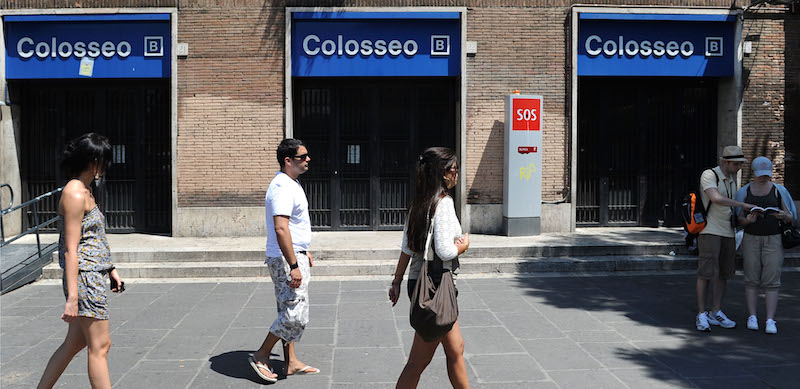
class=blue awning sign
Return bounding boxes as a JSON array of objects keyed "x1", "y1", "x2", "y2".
[
  {"x1": 4, "y1": 14, "x2": 171, "y2": 79},
  {"x1": 578, "y1": 13, "x2": 735, "y2": 77},
  {"x1": 291, "y1": 12, "x2": 461, "y2": 77}
]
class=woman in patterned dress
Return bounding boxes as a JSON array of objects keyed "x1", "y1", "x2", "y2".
[{"x1": 38, "y1": 133, "x2": 124, "y2": 389}]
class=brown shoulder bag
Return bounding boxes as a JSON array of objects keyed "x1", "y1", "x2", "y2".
[{"x1": 409, "y1": 207, "x2": 459, "y2": 342}]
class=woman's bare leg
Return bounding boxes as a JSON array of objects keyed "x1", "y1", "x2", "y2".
[
  {"x1": 37, "y1": 321, "x2": 87, "y2": 389},
  {"x1": 396, "y1": 333, "x2": 440, "y2": 389},
  {"x1": 441, "y1": 321, "x2": 469, "y2": 389},
  {"x1": 766, "y1": 289, "x2": 779, "y2": 320},
  {"x1": 745, "y1": 286, "x2": 759, "y2": 317},
  {"x1": 78, "y1": 317, "x2": 111, "y2": 389}
]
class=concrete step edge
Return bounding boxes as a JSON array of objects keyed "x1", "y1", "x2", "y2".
[
  {"x1": 39, "y1": 256, "x2": 702, "y2": 279},
  {"x1": 42, "y1": 254, "x2": 700, "y2": 268},
  {"x1": 41, "y1": 255, "x2": 800, "y2": 279},
  {"x1": 51, "y1": 244, "x2": 689, "y2": 262}
]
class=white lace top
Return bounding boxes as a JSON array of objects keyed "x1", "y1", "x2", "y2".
[{"x1": 401, "y1": 196, "x2": 463, "y2": 280}]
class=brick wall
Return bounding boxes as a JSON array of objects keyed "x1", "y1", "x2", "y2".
[
  {"x1": 6, "y1": 0, "x2": 796, "y2": 205},
  {"x1": 740, "y1": 7, "x2": 795, "y2": 187},
  {"x1": 781, "y1": 12, "x2": 800, "y2": 196},
  {"x1": 176, "y1": 6, "x2": 285, "y2": 206},
  {"x1": 465, "y1": 7, "x2": 569, "y2": 203}
]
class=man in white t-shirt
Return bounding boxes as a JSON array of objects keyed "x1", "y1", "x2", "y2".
[
  {"x1": 695, "y1": 145, "x2": 755, "y2": 332},
  {"x1": 249, "y1": 139, "x2": 319, "y2": 382}
]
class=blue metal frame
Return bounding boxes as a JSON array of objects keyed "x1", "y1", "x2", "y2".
[
  {"x1": 293, "y1": 12, "x2": 460, "y2": 20},
  {"x1": 579, "y1": 13, "x2": 737, "y2": 22},
  {"x1": 5, "y1": 14, "x2": 171, "y2": 22}
]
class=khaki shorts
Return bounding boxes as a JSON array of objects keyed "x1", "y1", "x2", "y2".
[
  {"x1": 742, "y1": 233, "x2": 784, "y2": 290},
  {"x1": 697, "y1": 234, "x2": 736, "y2": 280}
]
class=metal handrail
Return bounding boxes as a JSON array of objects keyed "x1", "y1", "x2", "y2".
[
  {"x1": 0, "y1": 184, "x2": 13, "y2": 245},
  {"x1": 0, "y1": 184, "x2": 12, "y2": 211},
  {"x1": 0, "y1": 187, "x2": 63, "y2": 256}
]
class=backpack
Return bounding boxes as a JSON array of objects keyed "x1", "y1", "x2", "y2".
[{"x1": 681, "y1": 169, "x2": 720, "y2": 236}]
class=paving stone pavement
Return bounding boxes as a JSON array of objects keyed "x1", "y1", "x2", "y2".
[{"x1": 2, "y1": 272, "x2": 800, "y2": 388}]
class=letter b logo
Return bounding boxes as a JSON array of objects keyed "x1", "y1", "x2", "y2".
[
  {"x1": 705, "y1": 37, "x2": 723, "y2": 57},
  {"x1": 430, "y1": 35, "x2": 450, "y2": 56},
  {"x1": 144, "y1": 36, "x2": 164, "y2": 57}
]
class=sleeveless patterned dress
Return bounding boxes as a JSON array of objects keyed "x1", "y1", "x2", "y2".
[{"x1": 58, "y1": 205, "x2": 114, "y2": 320}]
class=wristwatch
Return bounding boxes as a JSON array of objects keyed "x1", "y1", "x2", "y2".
[{"x1": 289, "y1": 262, "x2": 299, "y2": 270}]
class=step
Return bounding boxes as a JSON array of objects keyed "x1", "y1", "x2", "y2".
[
  {"x1": 42, "y1": 252, "x2": 800, "y2": 279},
  {"x1": 50, "y1": 242, "x2": 689, "y2": 263},
  {"x1": 39, "y1": 254, "x2": 741, "y2": 279}
]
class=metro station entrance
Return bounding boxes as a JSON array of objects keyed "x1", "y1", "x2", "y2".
[
  {"x1": 4, "y1": 12, "x2": 173, "y2": 233},
  {"x1": 293, "y1": 78, "x2": 457, "y2": 230},
  {"x1": 576, "y1": 77, "x2": 718, "y2": 226},
  {"x1": 12, "y1": 79, "x2": 172, "y2": 233}
]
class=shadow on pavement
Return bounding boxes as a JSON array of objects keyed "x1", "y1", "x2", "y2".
[
  {"x1": 209, "y1": 350, "x2": 286, "y2": 385},
  {"x1": 506, "y1": 272, "x2": 800, "y2": 388}
]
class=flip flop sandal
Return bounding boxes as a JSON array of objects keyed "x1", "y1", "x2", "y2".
[
  {"x1": 248, "y1": 355, "x2": 278, "y2": 382},
  {"x1": 291, "y1": 366, "x2": 321, "y2": 375}
]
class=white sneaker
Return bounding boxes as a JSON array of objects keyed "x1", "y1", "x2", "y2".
[
  {"x1": 765, "y1": 319, "x2": 777, "y2": 334},
  {"x1": 708, "y1": 310, "x2": 736, "y2": 328},
  {"x1": 747, "y1": 315, "x2": 759, "y2": 331},
  {"x1": 696, "y1": 312, "x2": 711, "y2": 332}
]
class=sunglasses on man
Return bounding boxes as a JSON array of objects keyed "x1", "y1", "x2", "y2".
[{"x1": 291, "y1": 154, "x2": 310, "y2": 161}]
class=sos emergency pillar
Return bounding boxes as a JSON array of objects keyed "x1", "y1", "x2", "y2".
[{"x1": 503, "y1": 93, "x2": 542, "y2": 236}]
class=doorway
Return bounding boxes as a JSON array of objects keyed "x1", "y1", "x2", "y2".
[
  {"x1": 293, "y1": 77, "x2": 457, "y2": 230},
  {"x1": 577, "y1": 77, "x2": 718, "y2": 226},
  {"x1": 13, "y1": 79, "x2": 172, "y2": 233}
]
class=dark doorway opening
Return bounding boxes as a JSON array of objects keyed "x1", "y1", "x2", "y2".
[
  {"x1": 11, "y1": 79, "x2": 171, "y2": 233},
  {"x1": 293, "y1": 77, "x2": 457, "y2": 230},
  {"x1": 577, "y1": 77, "x2": 718, "y2": 226}
]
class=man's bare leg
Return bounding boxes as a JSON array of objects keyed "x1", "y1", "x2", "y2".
[
  {"x1": 696, "y1": 278, "x2": 710, "y2": 313},
  {"x1": 252, "y1": 332, "x2": 280, "y2": 380},
  {"x1": 711, "y1": 278, "x2": 727, "y2": 313},
  {"x1": 283, "y1": 340, "x2": 320, "y2": 375}
]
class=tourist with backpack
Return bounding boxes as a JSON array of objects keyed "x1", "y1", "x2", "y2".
[
  {"x1": 734, "y1": 156, "x2": 796, "y2": 334},
  {"x1": 694, "y1": 146, "x2": 755, "y2": 332}
]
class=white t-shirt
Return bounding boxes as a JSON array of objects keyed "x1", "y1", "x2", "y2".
[{"x1": 265, "y1": 172, "x2": 312, "y2": 258}]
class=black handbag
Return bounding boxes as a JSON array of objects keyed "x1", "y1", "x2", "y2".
[
  {"x1": 775, "y1": 190, "x2": 800, "y2": 249},
  {"x1": 409, "y1": 208, "x2": 459, "y2": 343},
  {"x1": 781, "y1": 221, "x2": 800, "y2": 249}
]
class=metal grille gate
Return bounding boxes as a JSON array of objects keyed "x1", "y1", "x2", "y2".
[
  {"x1": 577, "y1": 78, "x2": 718, "y2": 226},
  {"x1": 14, "y1": 79, "x2": 171, "y2": 233},
  {"x1": 294, "y1": 78, "x2": 457, "y2": 230}
]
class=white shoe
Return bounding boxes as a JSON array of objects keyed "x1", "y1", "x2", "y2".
[
  {"x1": 708, "y1": 310, "x2": 736, "y2": 328},
  {"x1": 696, "y1": 312, "x2": 711, "y2": 332},
  {"x1": 747, "y1": 315, "x2": 759, "y2": 331},
  {"x1": 765, "y1": 319, "x2": 777, "y2": 334}
]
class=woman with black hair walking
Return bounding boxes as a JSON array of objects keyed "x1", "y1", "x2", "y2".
[
  {"x1": 37, "y1": 133, "x2": 124, "y2": 389},
  {"x1": 388, "y1": 147, "x2": 470, "y2": 389}
]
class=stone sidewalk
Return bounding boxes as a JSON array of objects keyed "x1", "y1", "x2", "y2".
[{"x1": 2, "y1": 272, "x2": 799, "y2": 388}]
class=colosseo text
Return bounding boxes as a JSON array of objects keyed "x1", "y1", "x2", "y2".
[
  {"x1": 302, "y1": 34, "x2": 419, "y2": 57},
  {"x1": 584, "y1": 35, "x2": 694, "y2": 58},
  {"x1": 17, "y1": 37, "x2": 132, "y2": 59}
]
